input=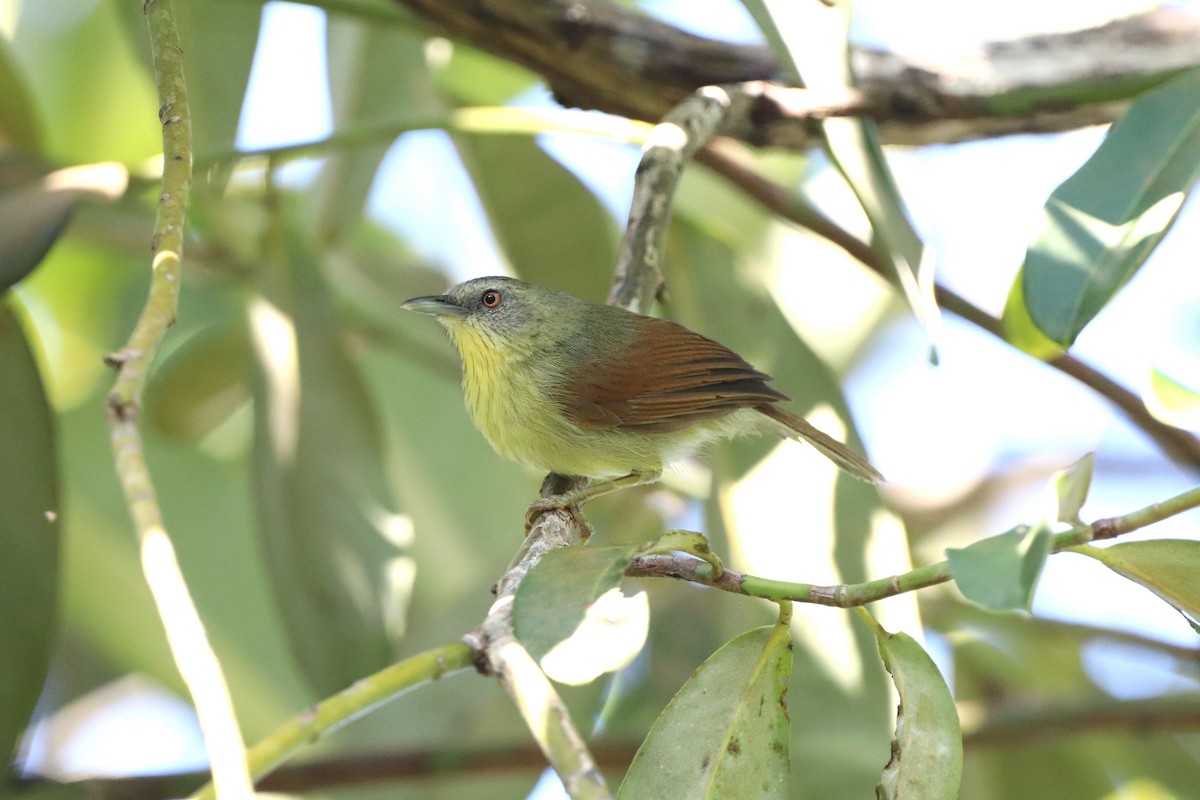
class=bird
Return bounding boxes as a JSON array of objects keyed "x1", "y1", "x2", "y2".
[{"x1": 402, "y1": 276, "x2": 882, "y2": 533}]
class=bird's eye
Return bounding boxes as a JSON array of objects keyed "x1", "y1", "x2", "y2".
[{"x1": 481, "y1": 289, "x2": 502, "y2": 309}]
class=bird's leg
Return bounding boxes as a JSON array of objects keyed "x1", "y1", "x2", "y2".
[{"x1": 525, "y1": 470, "x2": 662, "y2": 539}]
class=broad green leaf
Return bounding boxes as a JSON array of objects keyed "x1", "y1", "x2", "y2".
[
  {"x1": 1000, "y1": 264, "x2": 1064, "y2": 360},
  {"x1": 456, "y1": 134, "x2": 619, "y2": 302},
  {"x1": 145, "y1": 323, "x2": 252, "y2": 443},
  {"x1": 618, "y1": 622, "x2": 793, "y2": 799},
  {"x1": 1022, "y1": 66, "x2": 1200, "y2": 346},
  {"x1": 0, "y1": 301, "x2": 59, "y2": 765},
  {"x1": 1052, "y1": 452, "x2": 1095, "y2": 524},
  {"x1": 310, "y1": 17, "x2": 436, "y2": 242},
  {"x1": 514, "y1": 545, "x2": 647, "y2": 684},
  {"x1": 1078, "y1": 540, "x2": 1200, "y2": 630},
  {"x1": 947, "y1": 524, "x2": 1053, "y2": 611},
  {"x1": 0, "y1": 37, "x2": 42, "y2": 150},
  {"x1": 1145, "y1": 368, "x2": 1200, "y2": 432},
  {"x1": 249, "y1": 235, "x2": 410, "y2": 695},
  {"x1": 742, "y1": 0, "x2": 937, "y2": 351},
  {"x1": 869, "y1": 624, "x2": 962, "y2": 800}
]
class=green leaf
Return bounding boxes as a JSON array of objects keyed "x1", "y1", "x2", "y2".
[
  {"x1": 1000, "y1": 264, "x2": 1064, "y2": 360},
  {"x1": 310, "y1": 17, "x2": 436, "y2": 242},
  {"x1": 431, "y1": 42, "x2": 537, "y2": 105},
  {"x1": 0, "y1": 301, "x2": 59, "y2": 764},
  {"x1": 145, "y1": 323, "x2": 252, "y2": 443},
  {"x1": 1022, "y1": 66, "x2": 1200, "y2": 346},
  {"x1": 0, "y1": 37, "x2": 42, "y2": 150},
  {"x1": 513, "y1": 545, "x2": 647, "y2": 684},
  {"x1": 618, "y1": 622, "x2": 793, "y2": 799},
  {"x1": 456, "y1": 133, "x2": 619, "y2": 302},
  {"x1": 947, "y1": 524, "x2": 1053, "y2": 611},
  {"x1": 870, "y1": 626, "x2": 962, "y2": 800},
  {"x1": 249, "y1": 235, "x2": 410, "y2": 696},
  {"x1": 1052, "y1": 452, "x2": 1095, "y2": 524},
  {"x1": 1144, "y1": 368, "x2": 1200, "y2": 432},
  {"x1": 1078, "y1": 540, "x2": 1200, "y2": 630}
]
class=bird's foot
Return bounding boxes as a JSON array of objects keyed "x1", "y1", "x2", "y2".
[{"x1": 524, "y1": 496, "x2": 594, "y2": 540}]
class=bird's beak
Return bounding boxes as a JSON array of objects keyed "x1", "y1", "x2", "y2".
[{"x1": 400, "y1": 295, "x2": 468, "y2": 318}]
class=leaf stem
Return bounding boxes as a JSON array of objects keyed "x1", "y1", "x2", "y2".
[{"x1": 627, "y1": 484, "x2": 1200, "y2": 605}]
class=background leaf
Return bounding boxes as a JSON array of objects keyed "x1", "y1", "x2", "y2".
[
  {"x1": 0, "y1": 300, "x2": 59, "y2": 766},
  {"x1": 1077, "y1": 540, "x2": 1200, "y2": 630},
  {"x1": 1020, "y1": 66, "x2": 1200, "y2": 346},
  {"x1": 249, "y1": 234, "x2": 410, "y2": 696}
]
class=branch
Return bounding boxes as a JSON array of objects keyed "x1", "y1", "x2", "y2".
[
  {"x1": 104, "y1": 2, "x2": 253, "y2": 797},
  {"x1": 625, "y1": 484, "x2": 1200, "y2": 606},
  {"x1": 189, "y1": 644, "x2": 474, "y2": 799},
  {"x1": 963, "y1": 694, "x2": 1200, "y2": 748},
  {"x1": 388, "y1": 0, "x2": 1200, "y2": 147},
  {"x1": 464, "y1": 493, "x2": 612, "y2": 799}
]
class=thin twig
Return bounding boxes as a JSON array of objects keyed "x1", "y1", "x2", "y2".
[
  {"x1": 105, "y1": 1, "x2": 252, "y2": 796},
  {"x1": 626, "y1": 484, "x2": 1200, "y2": 606},
  {"x1": 190, "y1": 644, "x2": 474, "y2": 800}
]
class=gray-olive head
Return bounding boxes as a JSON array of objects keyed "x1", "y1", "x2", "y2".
[{"x1": 401, "y1": 276, "x2": 572, "y2": 342}]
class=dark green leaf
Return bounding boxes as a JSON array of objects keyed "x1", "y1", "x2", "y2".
[
  {"x1": 0, "y1": 301, "x2": 59, "y2": 764},
  {"x1": 871, "y1": 627, "x2": 962, "y2": 800},
  {"x1": 1079, "y1": 540, "x2": 1200, "y2": 630},
  {"x1": 619, "y1": 623, "x2": 793, "y2": 799},
  {"x1": 514, "y1": 545, "x2": 647, "y2": 684},
  {"x1": 1022, "y1": 66, "x2": 1200, "y2": 346},
  {"x1": 1000, "y1": 264, "x2": 1064, "y2": 360},
  {"x1": 456, "y1": 134, "x2": 619, "y2": 302},
  {"x1": 250, "y1": 235, "x2": 410, "y2": 695},
  {"x1": 947, "y1": 524, "x2": 1053, "y2": 611}
]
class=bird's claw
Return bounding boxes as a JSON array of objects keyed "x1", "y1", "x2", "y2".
[{"x1": 524, "y1": 497, "x2": 594, "y2": 541}]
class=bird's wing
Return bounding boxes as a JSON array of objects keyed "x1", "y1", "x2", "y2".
[{"x1": 561, "y1": 316, "x2": 787, "y2": 433}]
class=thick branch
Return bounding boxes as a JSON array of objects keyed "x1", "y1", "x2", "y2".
[{"x1": 390, "y1": 0, "x2": 1200, "y2": 147}]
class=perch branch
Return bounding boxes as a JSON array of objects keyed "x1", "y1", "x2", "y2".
[
  {"x1": 105, "y1": 2, "x2": 252, "y2": 797},
  {"x1": 625, "y1": 484, "x2": 1200, "y2": 606}
]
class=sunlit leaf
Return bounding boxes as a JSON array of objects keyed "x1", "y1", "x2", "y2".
[
  {"x1": 432, "y1": 41, "x2": 537, "y2": 105},
  {"x1": 0, "y1": 301, "x2": 59, "y2": 764},
  {"x1": 1000, "y1": 264, "x2": 1064, "y2": 360},
  {"x1": 513, "y1": 544, "x2": 644, "y2": 684},
  {"x1": 619, "y1": 621, "x2": 793, "y2": 799},
  {"x1": 250, "y1": 235, "x2": 411, "y2": 695},
  {"x1": 1021, "y1": 66, "x2": 1200, "y2": 346},
  {"x1": 869, "y1": 623, "x2": 962, "y2": 800},
  {"x1": 1078, "y1": 540, "x2": 1200, "y2": 631},
  {"x1": 1052, "y1": 452, "x2": 1095, "y2": 524},
  {"x1": 1144, "y1": 368, "x2": 1200, "y2": 432},
  {"x1": 947, "y1": 524, "x2": 1053, "y2": 611}
]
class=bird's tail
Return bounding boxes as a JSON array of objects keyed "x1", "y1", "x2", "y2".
[{"x1": 757, "y1": 405, "x2": 884, "y2": 484}]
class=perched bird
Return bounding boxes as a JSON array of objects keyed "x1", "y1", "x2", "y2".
[{"x1": 402, "y1": 276, "x2": 881, "y2": 530}]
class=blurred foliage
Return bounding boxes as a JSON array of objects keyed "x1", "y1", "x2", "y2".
[{"x1": 1, "y1": 1, "x2": 1198, "y2": 799}]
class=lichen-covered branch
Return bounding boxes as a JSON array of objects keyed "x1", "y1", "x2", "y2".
[
  {"x1": 106, "y1": 1, "x2": 251, "y2": 796},
  {"x1": 390, "y1": 0, "x2": 1200, "y2": 147}
]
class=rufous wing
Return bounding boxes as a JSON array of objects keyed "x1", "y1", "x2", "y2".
[{"x1": 562, "y1": 315, "x2": 787, "y2": 433}]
